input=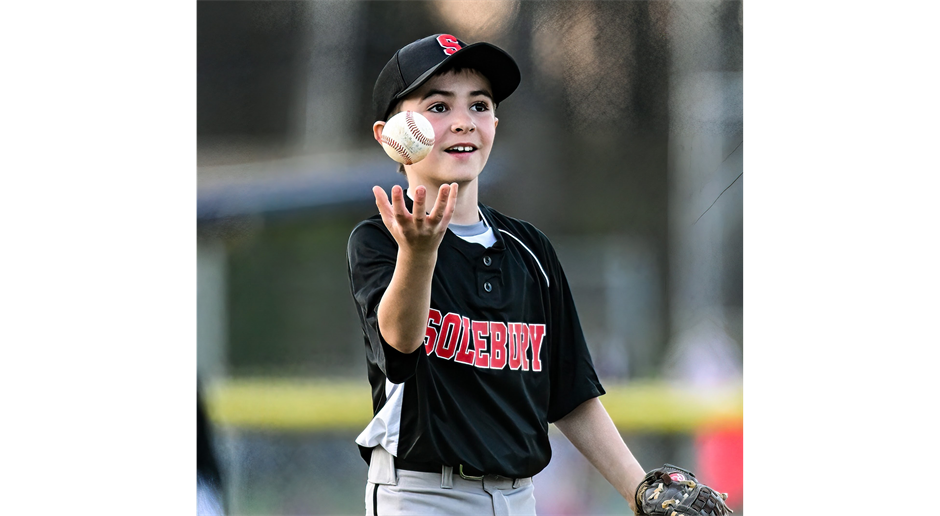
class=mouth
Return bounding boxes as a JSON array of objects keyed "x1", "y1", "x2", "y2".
[{"x1": 444, "y1": 144, "x2": 478, "y2": 154}]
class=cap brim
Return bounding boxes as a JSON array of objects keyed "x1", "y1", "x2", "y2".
[{"x1": 394, "y1": 42, "x2": 521, "y2": 106}]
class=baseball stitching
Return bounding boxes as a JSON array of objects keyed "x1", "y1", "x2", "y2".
[
  {"x1": 405, "y1": 111, "x2": 435, "y2": 146},
  {"x1": 381, "y1": 135, "x2": 413, "y2": 165}
]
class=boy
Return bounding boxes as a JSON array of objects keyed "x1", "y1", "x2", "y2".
[{"x1": 347, "y1": 34, "x2": 726, "y2": 516}]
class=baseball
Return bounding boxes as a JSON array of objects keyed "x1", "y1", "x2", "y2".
[{"x1": 380, "y1": 111, "x2": 435, "y2": 165}]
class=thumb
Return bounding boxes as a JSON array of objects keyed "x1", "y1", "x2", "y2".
[{"x1": 373, "y1": 186, "x2": 395, "y2": 229}]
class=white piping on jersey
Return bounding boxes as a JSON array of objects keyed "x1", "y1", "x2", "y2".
[
  {"x1": 498, "y1": 229, "x2": 550, "y2": 288},
  {"x1": 355, "y1": 378, "x2": 404, "y2": 456}
]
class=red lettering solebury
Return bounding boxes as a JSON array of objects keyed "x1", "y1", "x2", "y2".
[
  {"x1": 472, "y1": 321, "x2": 490, "y2": 368},
  {"x1": 489, "y1": 322, "x2": 507, "y2": 369},
  {"x1": 424, "y1": 309, "x2": 442, "y2": 354},
  {"x1": 454, "y1": 316, "x2": 475, "y2": 365},
  {"x1": 528, "y1": 324, "x2": 545, "y2": 372},
  {"x1": 509, "y1": 323, "x2": 529, "y2": 371},
  {"x1": 508, "y1": 322, "x2": 523, "y2": 370},
  {"x1": 435, "y1": 312, "x2": 461, "y2": 360},
  {"x1": 424, "y1": 310, "x2": 546, "y2": 372}
]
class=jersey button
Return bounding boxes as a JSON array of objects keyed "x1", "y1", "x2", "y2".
[
  {"x1": 483, "y1": 256, "x2": 492, "y2": 266},
  {"x1": 483, "y1": 281, "x2": 493, "y2": 293}
]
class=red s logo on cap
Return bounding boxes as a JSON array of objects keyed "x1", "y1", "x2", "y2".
[{"x1": 437, "y1": 34, "x2": 461, "y2": 55}]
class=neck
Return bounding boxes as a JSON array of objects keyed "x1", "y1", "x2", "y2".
[{"x1": 408, "y1": 178, "x2": 480, "y2": 225}]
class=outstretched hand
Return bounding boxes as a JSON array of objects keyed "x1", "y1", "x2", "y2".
[{"x1": 373, "y1": 183, "x2": 458, "y2": 256}]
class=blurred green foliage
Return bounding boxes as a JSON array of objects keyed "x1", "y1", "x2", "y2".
[{"x1": 227, "y1": 212, "x2": 368, "y2": 377}]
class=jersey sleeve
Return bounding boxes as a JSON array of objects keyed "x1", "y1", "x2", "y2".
[
  {"x1": 539, "y1": 232, "x2": 606, "y2": 423},
  {"x1": 347, "y1": 220, "x2": 423, "y2": 384}
]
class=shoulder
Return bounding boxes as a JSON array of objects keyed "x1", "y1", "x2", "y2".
[
  {"x1": 348, "y1": 215, "x2": 390, "y2": 243},
  {"x1": 347, "y1": 215, "x2": 396, "y2": 260}
]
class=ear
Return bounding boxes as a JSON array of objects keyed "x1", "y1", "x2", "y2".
[
  {"x1": 373, "y1": 121, "x2": 386, "y2": 144},
  {"x1": 494, "y1": 117, "x2": 499, "y2": 129}
]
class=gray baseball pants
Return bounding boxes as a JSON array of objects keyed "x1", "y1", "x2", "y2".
[{"x1": 365, "y1": 446, "x2": 537, "y2": 516}]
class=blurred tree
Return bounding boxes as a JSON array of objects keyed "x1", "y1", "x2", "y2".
[{"x1": 198, "y1": 1, "x2": 308, "y2": 159}]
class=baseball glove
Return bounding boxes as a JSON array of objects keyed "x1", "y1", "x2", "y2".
[{"x1": 634, "y1": 464, "x2": 732, "y2": 516}]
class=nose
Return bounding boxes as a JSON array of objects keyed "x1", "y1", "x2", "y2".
[{"x1": 451, "y1": 114, "x2": 476, "y2": 134}]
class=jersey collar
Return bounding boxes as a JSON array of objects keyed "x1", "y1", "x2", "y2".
[{"x1": 400, "y1": 189, "x2": 506, "y2": 250}]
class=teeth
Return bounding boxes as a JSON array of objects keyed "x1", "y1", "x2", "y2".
[{"x1": 448, "y1": 146, "x2": 473, "y2": 152}]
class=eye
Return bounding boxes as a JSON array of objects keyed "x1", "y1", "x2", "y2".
[
  {"x1": 427, "y1": 103, "x2": 446, "y2": 114},
  {"x1": 471, "y1": 101, "x2": 490, "y2": 112}
]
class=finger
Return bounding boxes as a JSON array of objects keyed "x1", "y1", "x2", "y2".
[
  {"x1": 373, "y1": 186, "x2": 394, "y2": 227},
  {"x1": 427, "y1": 183, "x2": 451, "y2": 223},
  {"x1": 439, "y1": 183, "x2": 458, "y2": 226},
  {"x1": 413, "y1": 185, "x2": 427, "y2": 223},
  {"x1": 390, "y1": 185, "x2": 411, "y2": 223}
]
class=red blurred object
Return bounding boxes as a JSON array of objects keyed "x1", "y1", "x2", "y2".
[{"x1": 694, "y1": 427, "x2": 743, "y2": 510}]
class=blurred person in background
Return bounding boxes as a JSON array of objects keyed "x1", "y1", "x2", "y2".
[
  {"x1": 347, "y1": 33, "x2": 648, "y2": 516},
  {"x1": 198, "y1": 381, "x2": 225, "y2": 516}
]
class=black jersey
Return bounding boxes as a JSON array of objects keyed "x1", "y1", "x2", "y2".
[{"x1": 346, "y1": 197, "x2": 604, "y2": 479}]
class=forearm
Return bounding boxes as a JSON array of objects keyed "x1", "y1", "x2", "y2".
[
  {"x1": 377, "y1": 247, "x2": 438, "y2": 354},
  {"x1": 555, "y1": 397, "x2": 646, "y2": 513}
]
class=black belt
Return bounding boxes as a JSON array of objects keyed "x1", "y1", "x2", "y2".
[{"x1": 394, "y1": 457, "x2": 487, "y2": 479}]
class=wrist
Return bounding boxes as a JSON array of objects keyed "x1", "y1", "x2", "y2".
[{"x1": 397, "y1": 246, "x2": 438, "y2": 268}]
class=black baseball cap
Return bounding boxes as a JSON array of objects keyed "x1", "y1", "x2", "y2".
[{"x1": 372, "y1": 34, "x2": 521, "y2": 123}]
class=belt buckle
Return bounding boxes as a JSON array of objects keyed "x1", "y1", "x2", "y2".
[{"x1": 458, "y1": 464, "x2": 484, "y2": 481}]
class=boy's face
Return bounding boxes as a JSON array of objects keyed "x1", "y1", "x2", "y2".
[{"x1": 376, "y1": 69, "x2": 499, "y2": 186}]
